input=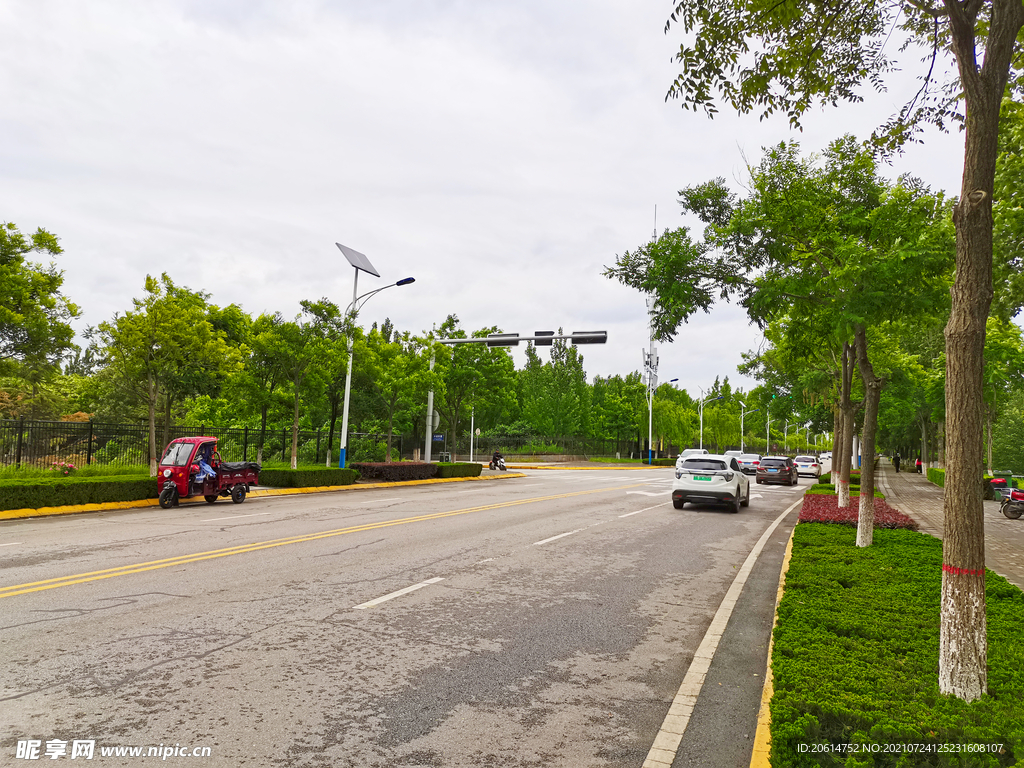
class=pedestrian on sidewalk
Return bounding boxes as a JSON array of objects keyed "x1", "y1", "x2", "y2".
[
  {"x1": 916, "y1": 457, "x2": 923, "y2": 473},
  {"x1": 894, "y1": 453, "x2": 901, "y2": 473}
]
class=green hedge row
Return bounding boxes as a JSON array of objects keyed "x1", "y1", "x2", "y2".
[
  {"x1": 0, "y1": 476, "x2": 158, "y2": 511},
  {"x1": 771, "y1": 523, "x2": 1024, "y2": 765},
  {"x1": 350, "y1": 462, "x2": 438, "y2": 482},
  {"x1": 258, "y1": 467, "x2": 359, "y2": 488},
  {"x1": 819, "y1": 470, "x2": 860, "y2": 485},
  {"x1": 651, "y1": 458, "x2": 676, "y2": 467},
  {"x1": 927, "y1": 467, "x2": 1013, "y2": 499},
  {"x1": 435, "y1": 462, "x2": 483, "y2": 478},
  {"x1": 804, "y1": 485, "x2": 884, "y2": 498}
]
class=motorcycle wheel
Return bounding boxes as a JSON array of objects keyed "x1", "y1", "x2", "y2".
[
  {"x1": 159, "y1": 487, "x2": 177, "y2": 509},
  {"x1": 1002, "y1": 500, "x2": 1023, "y2": 520},
  {"x1": 204, "y1": 495, "x2": 218, "y2": 504},
  {"x1": 231, "y1": 484, "x2": 247, "y2": 504}
]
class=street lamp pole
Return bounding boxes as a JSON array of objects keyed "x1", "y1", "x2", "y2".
[
  {"x1": 766, "y1": 413, "x2": 771, "y2": 455},
  {"x1": 335, "y1": 243, "x2": 414, "y2": 469},
  {"x1": 740, "y1": 403, "x2": 760, "y2": 453},
  {"x1": 699, "y1": 395, "x2": 723, "y2": 451}
]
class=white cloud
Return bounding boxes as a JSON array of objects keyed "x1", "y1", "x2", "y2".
[{"x1": 1, "y1": 0, "x2": 966, "y2": 401}]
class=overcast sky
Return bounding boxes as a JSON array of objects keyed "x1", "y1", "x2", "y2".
[{"x1": 1, "y1": 0, "x2": 967, "y2": 399}]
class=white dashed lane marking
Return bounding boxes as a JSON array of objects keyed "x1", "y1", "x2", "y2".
[{"x1": 353, "y1": 577, "x2": 445, "y2": 610}]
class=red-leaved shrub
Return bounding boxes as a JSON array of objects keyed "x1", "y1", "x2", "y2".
[{"x1": 798, "y1": 493, "x2": 918, "y2": 531}]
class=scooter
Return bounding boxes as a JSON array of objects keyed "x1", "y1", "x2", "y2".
[
  {"x1": 489, "y1": 456, "x2": 507, "y2": 471},
  {"x1": 1001, "y1": 488, "x2": 1024, "y2": 520}
]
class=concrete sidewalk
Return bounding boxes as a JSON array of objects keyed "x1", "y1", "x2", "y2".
[{"x1": 876, "y1": 460, "x2": 1024, "y2": 590}]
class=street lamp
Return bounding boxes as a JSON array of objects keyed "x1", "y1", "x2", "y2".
[
  {"x1": 699, "y1": 394, "x2": 723, "y2": 451},
  {"x1": 740, "y1": 402, "x2": 760, "y2": 454},
  {"x1": 336, "y1": 242, "x2": 414, "y2": 468},
  {"x1": 784, "y1": 420, "x2": 790, "y2": 454}
]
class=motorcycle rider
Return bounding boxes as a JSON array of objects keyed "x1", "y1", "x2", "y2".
[{"x1": 490, "y1": 450, "x2": 504, "y2": 470}]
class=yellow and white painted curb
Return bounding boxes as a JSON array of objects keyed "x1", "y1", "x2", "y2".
[
  {"x1": 0, "y1": 472, "x2": 528, "y2": 521},
  {"x1": 749, "y1": 527, "x2": 795, "y2": 768},
  {"x1": 642, "y1": 499, "x2": 800, "y2": 768}
]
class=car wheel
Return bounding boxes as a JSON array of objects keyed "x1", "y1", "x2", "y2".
[
  {"x1": 673, "y1": 498, "x2": 685, "y2": 509},
  {"x1": 756, "y1": 478, "x2": 763, "y2": 485},
  {"x1": 730, "y1": 496, "x2": 740, "y2": 513},
  {"x1": 741, "y1": 485, "x2": 750, "y2": 507}
]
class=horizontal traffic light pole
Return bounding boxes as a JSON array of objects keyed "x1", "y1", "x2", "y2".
[{"x1": 435, "y1": 331, "x2": 608, "y2": 347}]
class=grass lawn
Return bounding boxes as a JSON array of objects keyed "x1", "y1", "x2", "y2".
[{"x1": 770, "y1": 518, "x2": 1024, "y2": 766}]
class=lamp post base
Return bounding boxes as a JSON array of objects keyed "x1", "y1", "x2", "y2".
[{"x1": 338, "y1": 448, "x2": 346, "y2": 469}]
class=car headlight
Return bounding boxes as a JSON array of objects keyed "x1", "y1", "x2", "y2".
[{"x1": 163, "y1": 469, "x2": 172, "y2": 478}]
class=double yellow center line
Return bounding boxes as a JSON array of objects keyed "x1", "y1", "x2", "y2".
[{"x1": 1, "y1": 482, "x2": 647, "y2": 600}]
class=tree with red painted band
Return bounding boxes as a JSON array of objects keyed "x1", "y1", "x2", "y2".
[{"x1": 656, "y1": 0, "x2": 1024, "y2": 702}]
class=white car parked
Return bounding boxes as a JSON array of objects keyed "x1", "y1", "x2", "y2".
[
  {"x1": 795, "y1": 455, "x2": 822, "y2": 478},
  {"x1": 671, "y1": 454, "x2": 750, "y2": 513}
]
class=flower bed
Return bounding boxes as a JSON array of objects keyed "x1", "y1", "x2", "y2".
[{"x1": 799, "y1": 492, "x2": 918, "y2": 531}]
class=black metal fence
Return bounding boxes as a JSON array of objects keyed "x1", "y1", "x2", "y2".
[
  {"x1": 1, "y1": 417, "x2": 666, "y2": 470},
  {"x1": 0, "y1": 418, "x2": 404, "y2": 469}
]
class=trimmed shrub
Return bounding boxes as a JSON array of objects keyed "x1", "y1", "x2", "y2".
[
  {"x1": 258, "y1": 467, "x2": 358, "y2": 488},
  {"x1": 927, "y1": 466, "x2": 945, "y2": 487},
  {"x1": 819, "y1": 470, "x2": 860, "y2": 485},
  {"x1": 651, "y1": 458, "x2": 676, "y2": 467},
  {"x1": 0, "y1": 476, "x2": 158, "y2": 511},
  {"x1": 770, "y1": 523, "x2": 1023, "y2": 764},
  {"x1": 435, "y1": 462, "x2": 483, "y2": 478},
  {"x1": 350, "y1": 462, "x2": 437, "y2": 482},
  {"x1": 804, "y1": 485, "x2": 883, "y2": 498},
  {"x1": 799, "y1": 492, "x2": 913, "y2": 528}
]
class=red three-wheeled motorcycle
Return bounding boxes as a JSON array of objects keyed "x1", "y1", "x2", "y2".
[{"x1": 157, "y1": 436, "x2": 261, "y2": 509}]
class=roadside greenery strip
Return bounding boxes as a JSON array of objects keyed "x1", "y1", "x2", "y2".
[
  {"x1": 771, "y1": 523, "x2": 1023, "y2": 766},
  {"x1": 258, "y1": 467, "x2": 359, "y2": 488},
  {"x1": 0, "y1": 476, "x2": 157, "y2": 511},
  {"x1": 434, "y1": 462, "x2": 483, "y2": 478}
]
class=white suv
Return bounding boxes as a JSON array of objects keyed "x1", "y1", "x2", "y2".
[{"x1": 671, "y1": 454, "x2": 750, "y2": 513}]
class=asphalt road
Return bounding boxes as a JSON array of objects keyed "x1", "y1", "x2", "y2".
[{"x1": 0, "y1": 466, "x2": 814, "y2": 767}]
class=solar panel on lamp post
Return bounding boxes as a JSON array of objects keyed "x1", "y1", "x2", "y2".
[{"x1": 335, "y1": 242, "x2": 414, "y2": 469}]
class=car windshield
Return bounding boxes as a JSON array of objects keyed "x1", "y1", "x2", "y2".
[
  {"x1": 795, "y1": 456, "x2": 816, "y2": 463},
  {"x1": 161, "y1": 442, "x2": 194, "y2": 467},
  {"x1": 683, "y1": 459, "x2": 728, "y2": 471}
]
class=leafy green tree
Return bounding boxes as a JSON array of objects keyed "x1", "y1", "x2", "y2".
[
  {"x1": 97, "y1": 274, "x2": 234, "y2": 475},
  {"x1": 0, "y1": 221, "x2": 79, "y2": 382},
  {"x1": 435, "y1": 315, "x2": 518, "y2": 459},
  {"x1": 362, "y1": 326, "x2": 434, "y2": 462},
  {"x1": 608, "y1": 137, "x2": 953, "y2": 534},
  {"x1": 662, "y1": 0, "x2": 1024, "y2": 702},
  {"x1": 981, "y1": 316, "x2": 1024, "y2": 472},
  {"x1": 278, "y1": 300, "x2": 343, "y2": 469}
]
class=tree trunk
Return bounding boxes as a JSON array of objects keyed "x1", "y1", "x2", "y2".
[
  {"x1": 162, "y1": 392, "x2": 173, "y2": 456},
  {"x1": 986, "y1": 407, "x2": 993, "y2": 475},
  {"x1": 837, "y1": 342, "x2": 855, "y2": 509},
  {"x1": 326, "y1": 393, "x2": 340, "y2": 467},
  {"x1": 854, "y1": 324, "x2": 883, "y2": 548},
  {"x1": 291, "y1": 386, "x2": 301, "y2": 470},
  {"x1": 937, "y1": 0, "x2": 1024, "y2": 701},
  {"x1": 938, "y1": 419, "x2": 946, "y2": 467},
  {"x1": 257, "y1": 404, "x2": 269, "y2": 465},
  {"x1": 148, "y1": 372, "x2": 158, "y2": 477}
]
